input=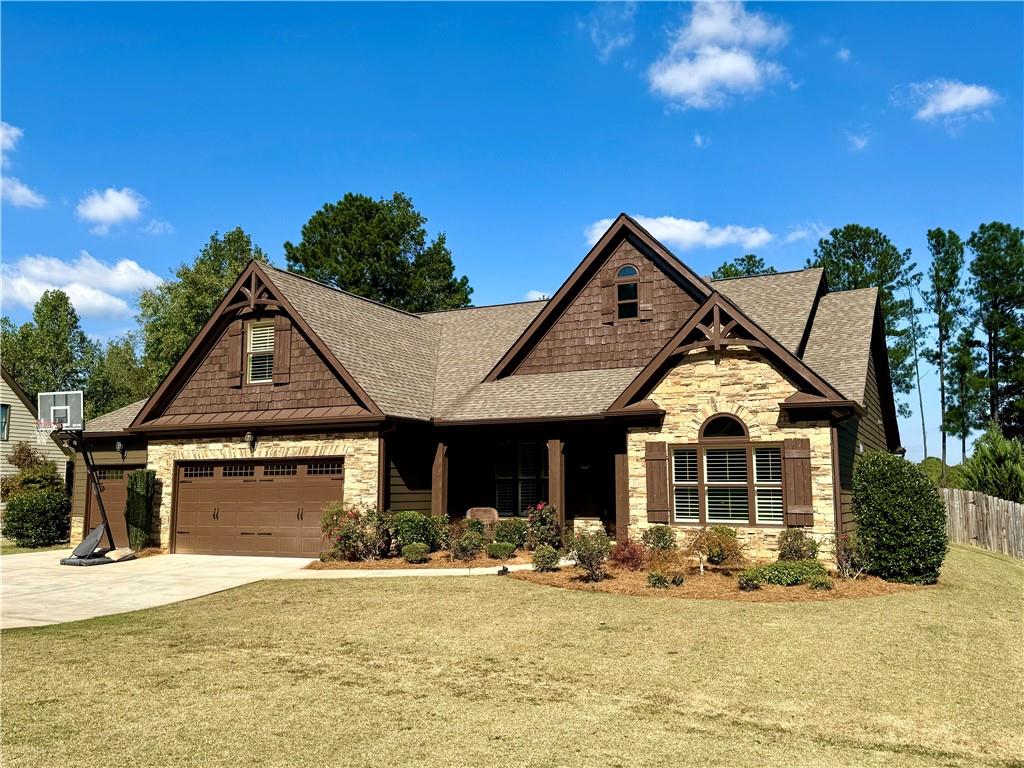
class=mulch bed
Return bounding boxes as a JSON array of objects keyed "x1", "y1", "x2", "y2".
[
  {"x1": 512, "y1": 564, "x2": 928, "y2": 602},
  {"x1": 307, "y1": 552, "x2": 533, "y2": 570}
]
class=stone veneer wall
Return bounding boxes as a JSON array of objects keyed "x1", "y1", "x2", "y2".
[
  {"x1": 627, "y1": 350, "x2": 836, "y2": 559},
  {"x1": 147, "y1": 432, "x2": 379, "y2": 549}
]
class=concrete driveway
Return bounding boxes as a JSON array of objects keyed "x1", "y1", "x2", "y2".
[{"x1": 1, "y1": 550, "x2": 312, "y2": 629}]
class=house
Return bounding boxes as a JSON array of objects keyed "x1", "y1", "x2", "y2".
[
  {"x1": 71, "y1": 215, "x2": 900, "y2": 557},
  {"x1": 1, "y1": 365, "x2": 72, "y2": 518}
]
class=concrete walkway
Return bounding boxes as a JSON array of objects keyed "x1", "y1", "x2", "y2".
[{"x1": 0, "y1": 550, "x2": 311, "y2": 629}]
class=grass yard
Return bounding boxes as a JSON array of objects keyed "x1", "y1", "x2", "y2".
[
  {"x1": 0, "y1": 538, "x2": 69, "y2": 556},
  {"x1": 2, "y1": 545, "x2": 1022, "y2": 768}
]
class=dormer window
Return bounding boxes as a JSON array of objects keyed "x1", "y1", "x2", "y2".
[
  {"x1": 615, "y1": 265, "x2": 639, "y2": 320},
  {"x1": 247, "y1": 321, "x2": 275, "y2": 384}
]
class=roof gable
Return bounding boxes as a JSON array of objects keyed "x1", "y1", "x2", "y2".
[
  {"x1": 131, "y1": 262, "x2": 382, "y2": 431},
  {"x1": 608, "y1": 291, "x2": 850, "y2": 413},
  {"x1": 485, "y1": 214, "x2": 713, "y2": 381}
]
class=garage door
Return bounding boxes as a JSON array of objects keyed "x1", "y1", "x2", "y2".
[
  {"x1": 86, "y1": 467, "x2": 137, "y2": 547},
  {"x1": 173, "y1": 459, "x2": 344, "y2": 557}
]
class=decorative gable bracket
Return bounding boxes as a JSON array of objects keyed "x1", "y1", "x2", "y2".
[{"x1": 224, "y1": 269, "x2": 285, "y2": 316}]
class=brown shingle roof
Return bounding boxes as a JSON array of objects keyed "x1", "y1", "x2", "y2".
[
  {"x1": 713, "y1": 269, "x2": 824, "y2": 353},
  {"x1": 85, "y1": 399, "x2": 147, "y2": 433},
  {"x1": 802, "y1": 287, "x2": 878, "y2": 405}
]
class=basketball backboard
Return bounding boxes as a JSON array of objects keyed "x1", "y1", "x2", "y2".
[{"x1": 37, "y1": 390, "x2": 85, "y2": 432}]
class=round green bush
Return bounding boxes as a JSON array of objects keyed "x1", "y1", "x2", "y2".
[
  {"x1": 806, "y1": 573, "x2": 834, "y2": 591},
  {"x1": 532, "y1": 544, "x2": 560, "y2": 572},
  {"x1": 494, "y1": 518, "x2": 529, "y2": 548},
  {"x1": 641, "y1": 525, "x2": 676, "y2": 551},
  {"x1": 452, "y1": 530, "x2": 484, "y2": 561},
  {"x1": 776, "y1": 528, "x2": 819, "y2": 561},
  {"x1": 393, "y1": 510, "x2": 442, "y2": 551},
  {"x1": 647, "y1": 571, "x2": 669, "y2": 588},
  {"x1": 486, "y1": 541, "x2": 516, "y2": 560},
  {"x1": 401, "y1": 542, "x2": 430, "y2": 563},
  {"x1": 853, "y1": 452, "x2": 948, "y2": 584},
  {"x1": 3, "y1": 487, "x2": 70, "y2": 548}
]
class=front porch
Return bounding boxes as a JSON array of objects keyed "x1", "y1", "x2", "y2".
[{"x1": 381, "y1": 424, "x2": 630, "y2": 541}]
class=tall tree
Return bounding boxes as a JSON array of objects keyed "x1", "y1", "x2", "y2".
[
  {"x1": 905, "y1": 282, "x2": 928, "y2": 458},
  {"x1": 284, "y1": 192, "x2": 472, "y2": 312},
  {"x1": 944, "y1": 326, "x2": 986, "y2": 462},
  {"x1": 921, "y1": 228, "x2": 965, "y2": 477},
  {"x1": 138, "y1": 227, "x2": 268, "y2": 388},
  {"x1": 0, "y1": 290, "x2": 97, "y2": 402},
  {"x1": 807, "y1": 225, "x2": 919, "y2": 417},
  {"x1": 966, "y1": 221, "x2": 1024, "y2": 437},
  {"x1": 85, "y1": 334, "x2": 150, "y2": 420},
  {"x1": 711, "y1": 254, "x2": 777, "y2": 280}
]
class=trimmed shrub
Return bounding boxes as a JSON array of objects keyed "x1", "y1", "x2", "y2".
[
  {"x1": 641, "y1": 525, "x2": 676, "y2": 551},
  {"x1": 738, "y1": 559, "x2": 827, "y2": 590},
  {"x1": 777, "y1": 528, "x2": 819, "y2": 561},
  {"x1": 610, "y1": 539, "x2": 647, "y2": 571},
  {"x1": 494, "y1": 518, "x2": 529, "y2": 549},
  {"x1": 486, "y1": 541, "x2": 516, "y2": 560},
  {"x1": 533, "y1": 544, "x2": 560, "y2": 572},
  {"x1": 3, "y1": 488, "x2": 70, "y2": 547},
  {"x1": 526, "y1": 501, "x2": 561, "y2": 549},
  {"x1": 452, "y1": 530, "x2": 484, "y2": 561},
  {"x1": 125, "y1": 469, "x2": 157, "y2": 551},
  {"x1": 853, "y1": 451, "x2": 947, "y2": 584},
  {"x1": 321, "y1": 503, "x2": 391, "y2": 561},
  {"x1": 570, "y1": 530, "x2": 612, "y2": 582},
  {"x1": 401, "y1": 543, "x2": 430, "y2": 563},
  {"x1": 393, "y1": 510, "x2": 442, "y2": 551},
  {"x1": 807, "y1": 573, "x2": 834, "y2": 590},
  {"x1": 684, "y1": 526, "x2": 745, "y2": 571},
  {"x1": 670, "y1": 571, "x2": 686, "y2": 587},
  {"x1": 958, "y1": 425, "x2": 1024, "y2": 504},
  {"x1": 647, "y1": 571, "x2": 669, "y2": 588},
  {"x1": 834, "y1": 531, "x2": 864, "y2": 579}
]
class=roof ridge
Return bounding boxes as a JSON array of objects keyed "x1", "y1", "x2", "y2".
[
  {"x1": 710, "y1": 266, "x2": 823, "y2": 283},
  {"x1": 417, "y1": 298, "x2": 550, "y2": 316},
  {"x1": 265, "y1": 264, "x2": 425, "y2": 320}
]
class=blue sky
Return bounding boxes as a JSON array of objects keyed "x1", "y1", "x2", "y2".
[{"x1": 2, "y1": 2, "x2": 1021, "y2": 460}]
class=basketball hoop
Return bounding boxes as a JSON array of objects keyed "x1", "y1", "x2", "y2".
[
  {"x1": 35, "y1": 418, "x2": 59, "y2": 445},
  {"x1": 35, "y1": 391, "x2": 85, "y2": 444}
]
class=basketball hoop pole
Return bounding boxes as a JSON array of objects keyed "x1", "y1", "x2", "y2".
[{"x1": 66, "y1": 429, "x2": 117, "y2": 551}]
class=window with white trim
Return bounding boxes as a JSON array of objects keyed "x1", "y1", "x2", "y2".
[
  {"x1": 0, "y1": 404, "x2": 9, "y2": 441},
  {"x1": 670, "y1": 415, "x2": 785, "y2": 527},
  {"x1": 247, "y1": 321, "x2": 274, "y2": 384}
]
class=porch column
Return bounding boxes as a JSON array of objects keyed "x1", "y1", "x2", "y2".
[
  {"x1": 431, "y1": 440, "x2": 448, "y2": 517},
  {"x1": 614, "y1": 449, "x2": 629, "y2": 543},
  {"x1": 547, "y1": 438, "x2": 565, "y2": 532},
  {"x1": 376, "y1": 435, "x2": 388, "y2": 512}
]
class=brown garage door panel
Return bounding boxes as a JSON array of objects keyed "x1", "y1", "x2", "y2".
[
  {"x1": 174, "y1": 459, "x2": 344, "y2": 557},
  {"x1": 86, "y1": 467, "x2": 143, "y2": 547}
]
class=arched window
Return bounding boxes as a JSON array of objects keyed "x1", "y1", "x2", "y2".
[
  {"x1": 615, "y1": 265, "x2": 639, "y2": 320},
  {"x1": 671, "y1": 414, "x2": 784, "y2": 527}
]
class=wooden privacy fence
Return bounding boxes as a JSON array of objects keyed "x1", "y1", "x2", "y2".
[{"x1": 942, "y1": 488, "x2": 1024, "y2": 559}]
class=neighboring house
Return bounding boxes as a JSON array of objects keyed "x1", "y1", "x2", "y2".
[
  {"x1": 1, "y1": 365, "x2": 71, "y2": 518},
  {"x1": 73, "y1": 215, "x2": 900, "y2": 556}
]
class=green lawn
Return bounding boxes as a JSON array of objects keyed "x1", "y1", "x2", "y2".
[
  {"x1": 0, "y1": 538, "x2": 69, "y2": 556},
  {"x1": 2, "y1": 545, "x2": 1022, "y2": 768}
]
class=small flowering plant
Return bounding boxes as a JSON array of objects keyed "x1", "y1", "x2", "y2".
[{"x1": 526, "y1": 500, "x2": 561, "y2": 550}]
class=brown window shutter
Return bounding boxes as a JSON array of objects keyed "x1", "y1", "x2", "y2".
[
  {"x1": 226, "y1": 324, "x2": 243, "y2": 388},
  {"x1": 645, "y1": 441, "x2": 670, "y2": 523},
  {"x1": 783, "y1": 437, "x2": 814, "y2": 526},
  {"x1": 601, "y1": 278, "x2": 615, "y2": 324},
  {"x1": 273, "y1": 315, "x2": 292, "y2": 385},
  {"x1": 639, "y1": 279, "x2": 653, "y2": 322}
]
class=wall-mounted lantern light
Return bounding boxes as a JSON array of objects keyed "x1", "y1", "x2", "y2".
[
  {"x1": 244, "y1": 431, "x2": 257, "y2": 454},
  {"x1": 115, "y1": 440, "x2": 126, "y2": 460}
]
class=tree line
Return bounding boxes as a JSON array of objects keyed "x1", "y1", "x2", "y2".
[
  {"x1": 713, "y1": 221, "x2": 1024, "y2": 469},
  {"x1": 1, "y1": 193, "x2": 472, "y2": 419}
]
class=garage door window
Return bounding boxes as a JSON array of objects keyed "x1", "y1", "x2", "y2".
[
  {"x1": 95, "y1": 468, "x2": 123, "y2": 480},
  {"x1": 307, "y1": 462, "x2": 342, "y2": 475},
  {"x1": 223, "y1": 465, "x2": 255, "y2": 477},
  {"x1": 265, "y1": 464, "x2": 297, "y2": 476},
  {"x1": 183, "y1": 465, "x2": 214, "y2": 478}
]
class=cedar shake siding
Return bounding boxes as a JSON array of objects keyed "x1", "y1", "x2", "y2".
[
  {"x1": 514, "y1": 240, "x2": 701, "y2": 375},
  {"x1": 162, "y1": 317, "x2": 359, "y2": 418}
]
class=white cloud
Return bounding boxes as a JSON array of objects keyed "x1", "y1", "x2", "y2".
[
  {"x1": 783, "y1": 221, "x2": 827, "y2": 244},
  {"x1": 836, "y1": 47, "x2": 851, "y2": 62},
  {"x1": 908, "y1": 79, "x2": 1000, "y2": 122},
  {"x1": 1, "y1": 177, "x2": 46, "y2": 208},
  {"x1": 647, "y1": 1, "x2": 788, "y2": 109},
  {"x1": 142, "y1": 218, "x2": 174, "y2": 235},
  {"x1": 586, "y1": 215, "x2": 774, "y2": 251},
  {"x1": 846, "y1": 131, "x2": 870, "y2": 151},
  {"x1": 75, "y1": 187, "x2": 147, "y2": 234},
  {"x1": 580, "y1": 2, "x2": 637, "y2": 62},
  {"x1": 0, "y1": 251, "x2": 161, "y2": 318},
  {"x1": 693, "y1": 131, "x2": 710, "y2": 148},
  {"x1": 524, "y1": 290, "x2": 549, "y2": 301},
  {"x1": 0, "y1": 121, "x2": 24, "y2": 166}
]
